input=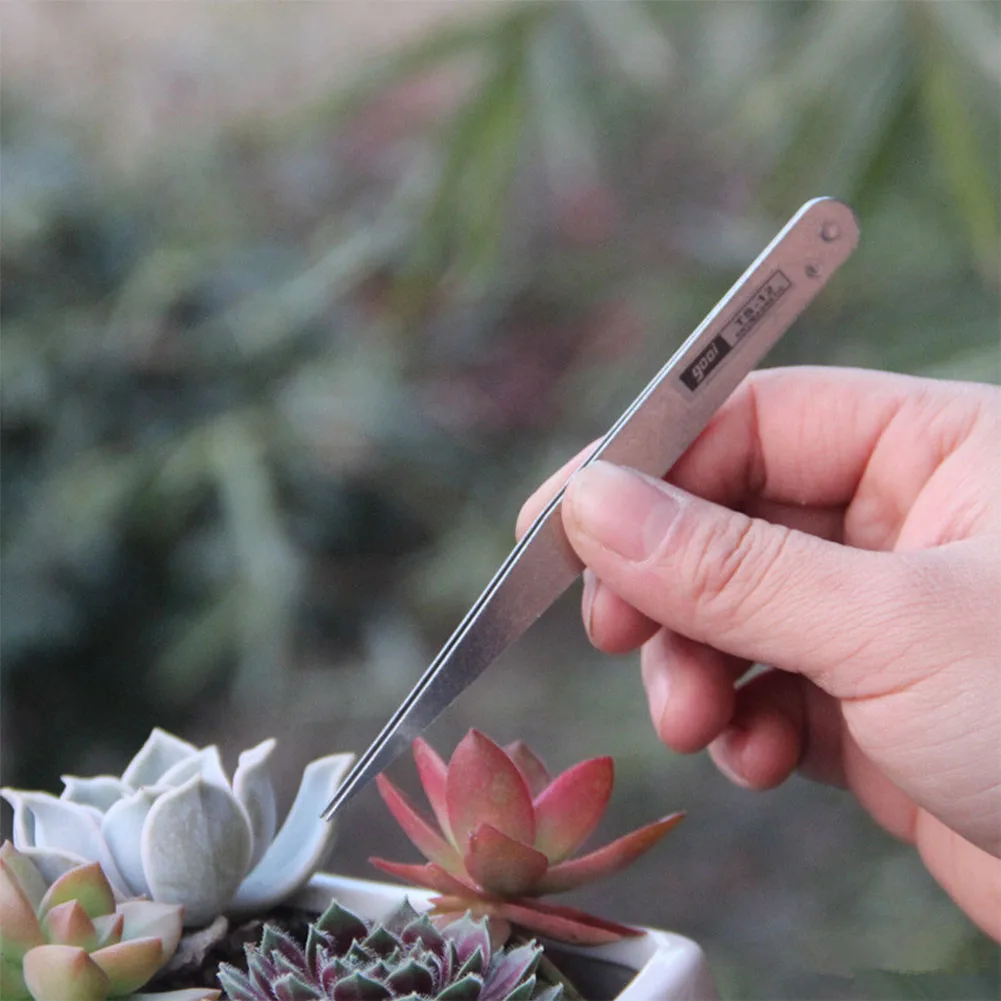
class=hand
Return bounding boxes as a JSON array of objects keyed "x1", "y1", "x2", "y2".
[{"x1": 518, "y1": 367, "x2": 1001, "y2": 939}]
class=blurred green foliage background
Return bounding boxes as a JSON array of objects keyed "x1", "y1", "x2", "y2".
[{"x1": 2, "y1": 2, "x2": 998, "y2": 998}]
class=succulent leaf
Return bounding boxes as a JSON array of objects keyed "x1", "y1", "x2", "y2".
[
  {"x1": 91, "y1": 912, "x2": 125, "y2": 949},
  {"x1": 412, "y1": 739, "x2": 453, "y2": 845},
  {"x1": 464, "y1": 825, "x2": 548, "y2": 896},
  {"x1": 375, "y1": 776, "x2": 463, "y2": 873},
  {"x1": 60, "y1": 777, "x2": 129, "y2": 812},
  {"x1": 102, "y1": 788, "x2": 159, "y2": 898},
  {"x1": 41, "y1": 899, "x2": 99, "y2": 949},
  {"x1": 229, "y1": 753, "x2": 355, "y2": 916},
  {"x1": 0, "y1": 856, "x2": 45, "y2": 959},
  {"x1": 535, "y1": 812, "x2": 685, "y2": 894},
  {"x1": 90, "y1": 935, "x2": 166, "y2": 994},
  {"x1": 446, "y1": 732, "x2": 535, "y2": 848},
  {"x1": 121, "y1": 729, "x2": 201, "y2": 789},
  {"x1": 531, "y1": 758, "x2": 613, "y2": 863},
  {"x1": 2, "y1": 791, "x2": 110, "y2": 872},
  {"x1": 157, "y1": 747, "x2": 231, "y2": 794},
  {"x1": 232, "y1": 740, "x2": 279, "y2": 873},
  {"x1": 0, "y1": 841, "x2": 48, "y2": 912},
  {"x1": 369, "y1": 860, "x2": 478, "y2": 898},
  {"x1": 18, "y1": 847, "x2": 90, "y2": 887},
  {"x1": 141, "y1": 775, "x2": 254, "y2": 928},
  {"x1": 39, "y1": 861, "x2": 115, "y2": 921},
  {"x1": 117, "y1": 899, "x2": 183, "y2": 961},
  {"x1": 22, "y1": 943, "x2": 111, "y2": 1001},
  {"x1": 501, "y1": 744, "x2": 550, "y2": 799}
]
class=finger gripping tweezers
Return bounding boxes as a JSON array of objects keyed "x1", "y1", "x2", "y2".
[{"x1": 322, "y1": 196, "x2": 859, "y2": 820}]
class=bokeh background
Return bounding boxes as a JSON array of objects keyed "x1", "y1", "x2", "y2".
[{"x1": 2, "y1": 2, "x2": 998, "y2": 998}]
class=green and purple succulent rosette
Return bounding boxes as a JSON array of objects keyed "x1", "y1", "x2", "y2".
[
  {"x1": 2, "y1": 729, "x2": 355, "y2": 928},
  {"x1": 371, "y1": 730, "x2": 684, "y2": 944},
  {"x1": 0, "y1": 841, "x2": 215, "y2": 1001},
  {"x1": 219, "y1": 897, "x2": 561, "y2": 1001}
]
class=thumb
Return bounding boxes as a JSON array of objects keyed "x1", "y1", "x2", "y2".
[{"x1": 561, "y1": 461, "x2": 925, "y2": 698}]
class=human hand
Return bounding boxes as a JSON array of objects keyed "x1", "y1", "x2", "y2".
[{"x1": 518, "y1": 367, "x2": 1001, "y2": 938}]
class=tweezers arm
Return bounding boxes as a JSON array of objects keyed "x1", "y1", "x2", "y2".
[{"x1": 322, "y1": 197, "x2": 859, "y2": 819}]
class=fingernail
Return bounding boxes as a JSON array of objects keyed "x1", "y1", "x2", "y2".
[
  {"x1": 645, "y1": 666, "x2": 671, "y2": 726},
  {"x1": 565, "y1": 461, "x2": 680, "y2": 561},
  {"x1": 711, "y1": 729, "x2": 751, "y2": 789},
  {"x1": 581, "y1": 570, "x2": 598, "y2": 640}
]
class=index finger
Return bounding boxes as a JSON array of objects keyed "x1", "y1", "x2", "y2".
[{"x1": 518, "y1": 365, "x2": 988, "y2": 544}]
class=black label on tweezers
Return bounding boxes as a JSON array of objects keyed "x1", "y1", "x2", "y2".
[
  {"x1": 680, "y1": 269, "x2": 792, "y2": 392},
  {"x1": 680, "y1": 335, "x2": 731, "y2": 390}
]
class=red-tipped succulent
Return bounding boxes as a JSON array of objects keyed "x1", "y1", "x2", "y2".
[{"x1": 371, "y1": 730, "x2": 683, "y2": 945}]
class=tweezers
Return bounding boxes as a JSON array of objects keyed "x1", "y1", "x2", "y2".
[{"x1": 322, "y1": 196, "x2": 859, "y2": 820}]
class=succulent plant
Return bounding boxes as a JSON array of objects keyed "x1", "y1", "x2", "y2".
[
  {"x1": 218, "y1": 897, "x2": 561, "y2": 1001},
  {"x1": 2, "y1": 729, "x2": 355, "y2": 928},
  {"x1": 0, "y1": 841, "x2": 215, "y2": 1001},
  {"x1": 371, "y1": 730, "x2": 684, "y2": 945}
]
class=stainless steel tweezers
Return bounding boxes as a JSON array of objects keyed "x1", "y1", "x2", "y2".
[{"x1": 322, "y1": 196, "x2": 859, "y2": 820}]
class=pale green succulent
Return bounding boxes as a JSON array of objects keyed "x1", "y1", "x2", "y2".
[
  {"x1": 1, "y1": 729, "x2": 355, "y2": 928},
  {"x1": 0, "y1": 841, "x2": 215, "y2": 1001}
]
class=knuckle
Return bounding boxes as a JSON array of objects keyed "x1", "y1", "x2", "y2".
[{"x1": 673, "y1": 511, "x2": 791, "y2": 629}]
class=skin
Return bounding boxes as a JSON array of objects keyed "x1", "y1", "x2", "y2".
[{"x1": 517, "y1": 367, "x2": 1001, "y2": 940}]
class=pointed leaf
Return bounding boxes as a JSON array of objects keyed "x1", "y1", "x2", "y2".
[
  {"x1": 41, "y1": 900, "x2": 98, "y2": 950},
  {"x1": 1, "y1": 791, "x2": 103, "y2": 860},
  {"x1": 39, "y1": 862, "x2": 115, "y2": 921},
  {"x1": 479, "y1": 941, "x2": 540, "y2": 1000},
  {"x1": 0, "y1": 856, "x2": 45, "y2": 959},
  {"x1": 232, "y1": 739, "x2": 278, "y2": 873},
  {"x1": 101, "y1": 788, "x2": 158, "y2": 898},
  {"x1": 117, "y1": 899, "x2": 183, "y2": 961},
  {"x1": 122, "y1": 729, "x2": 200, "y2": 789},
  {"x1": 369, "y1": 859, "x2": 479, "y2": 898},
  {"x1": 386, "y1": 958, "x2": 434, "y2": 996},
  {"x1": 330, "y1": 971, "x2": 391, "y2": 1000},
  {"x1": 438, "y1": 973, "x2": 484, "y2": 1000},
  {"x1": 17, "y1": 848, "x2": 89, "y2": 888},
  {"x1": 445, "y1": 913, "x2": 491, "y2": 972},
  {"x1": 412, "y1": 738, "x2": 453, "y2": 844},
  {"x1": 91, "y1": 912, "x2": 124, "y2": 949},
  {"x1": 217, "y1": 962, "x2": 259, "y2": 1001},
  {"x1": 532, "y1": 758, "x2": 613, "y2": 862},
  {"x1": 1, "y1": 789, "x2": 38, "y2": 850},
  {"x1": 463, "y1": 824, "x2": 548, "y2": 896},
  {"x1": 375, "y1": 775, "x2": 463, "y2": 872},
  {"x1": 229, "y1": 752, "x2": 354, "y2": 916},
  {"x1": 22, "y1": 944, "x2": 110, "y2": 1001},
  {"x1": 502, "y1": 742, "x2": 550, "y2": 798},
  {"x1": 535, "y1": 812, "x2": 684, "y2": 894},
  {"x1": 0, "y1": 843, "x2": 47, "y2": 912},
  {"x1": 492, "y1": 899, "x2": 637, "y2": 945},
  {"x1": 91, "y1": 935, "x2": 165, "y2": 994},
  {"x1": 274, "y1": 971, "x2": 323, "y2": 1001},
  {"x1": 60, "y1": 777, "x2": 128, "y2": 812},
  {"x1": 141, "y1": 775, "x2": 253, "y2": 927},
  {"x1": 446, "y1": 732, "x2": 534, "y2": 848},
  {"x1": 157, "y1": 747, "x2": 231, "y2": 793}
]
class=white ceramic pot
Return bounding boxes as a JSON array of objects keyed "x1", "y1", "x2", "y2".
[{"x1": 291, "y1": 872, "x2": 718, "y2": 1001}]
